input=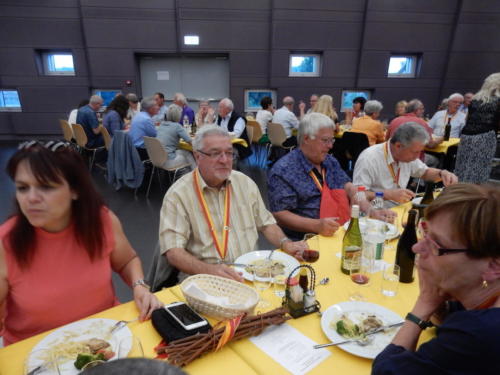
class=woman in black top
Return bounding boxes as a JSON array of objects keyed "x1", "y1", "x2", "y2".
[{"x1": 454, "y1": 72, "x2": 500, "y2": 183}]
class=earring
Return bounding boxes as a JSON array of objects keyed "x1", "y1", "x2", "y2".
[{"x1": 481, "y1": 280, "x2": 489, "y2": 289}]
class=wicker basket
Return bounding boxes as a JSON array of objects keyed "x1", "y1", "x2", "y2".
[{"x1": 180, "y1": 274, "x2": 259, "y2": 320}]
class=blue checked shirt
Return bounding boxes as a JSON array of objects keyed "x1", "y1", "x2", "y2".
[{"x1": 268, "y1": 149, "x2": 351, "y2": 240}]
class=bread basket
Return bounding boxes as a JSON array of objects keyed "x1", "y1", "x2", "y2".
[{"x1": 180, "y1": 274, "x2": 259, "y2": 319}]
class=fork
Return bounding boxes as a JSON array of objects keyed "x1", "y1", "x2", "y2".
[{"x1": 109, "y1": 317, "x2": 139, "y2": 334}]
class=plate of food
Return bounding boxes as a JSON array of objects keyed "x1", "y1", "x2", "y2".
[
  {"x1": 343, "y1": 218, "x2": 399, "y2": 240},
  {"x1": 234, "y1": 250, "x2": 300, "y2": 283},
  {"x1": 320, "y1": 301, "x2": 403, "y2": 359},
  {"x1": 26, "y1": 318, "x2": 132, "y2": 374}
]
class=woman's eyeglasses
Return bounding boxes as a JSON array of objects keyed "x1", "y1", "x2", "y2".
[
  {"x1": 18, "y1": 140, "x2": 72, "y2": 152},
  {"x1": 419, "y1": 221, "x2": 471, "y2": 256}
]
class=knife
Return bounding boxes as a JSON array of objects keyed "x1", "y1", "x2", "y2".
[{"x1": 313, "y1": 321, "x2": 404, "y2": 349}]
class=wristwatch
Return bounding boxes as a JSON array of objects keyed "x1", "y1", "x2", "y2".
[
  {"x1": 279, "y1": 237, "x2": 291, "y2": 250},
  {"x1": 132, "y1": 279, "x2": 150, "y2": 290},
  {"x1": 405, "y1": 312, "x2": 433, "y2": 330}
]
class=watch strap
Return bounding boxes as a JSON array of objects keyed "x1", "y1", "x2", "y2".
[
  {"x1": 279, "y1": 237, "x2": 291, "y2": 250},
  {"x1": 405, "y1": 312, "x2": 433, "y2": 330},
  {"x1": 132, "y1": 279, "x2": 150, "y2": 290}
]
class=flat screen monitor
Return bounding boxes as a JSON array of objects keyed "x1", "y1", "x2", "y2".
[
  {"x1": 340, "y1": 90, "x2": 371, "y2": 112},
  {"x1": 93, "y1": 89, "x2": 122, "y2": 107}
]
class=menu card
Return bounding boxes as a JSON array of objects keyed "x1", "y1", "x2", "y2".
[{"x1": 250, "y1": 324, "x2": 330, "y2": 375}]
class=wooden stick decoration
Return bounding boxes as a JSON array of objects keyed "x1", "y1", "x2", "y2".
[{"x1": 155, "y1": 307, "x2": 289, "y2": 367}]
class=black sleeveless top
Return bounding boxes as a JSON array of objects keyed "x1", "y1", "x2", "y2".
[{"x1": 461, "y1": 98, "x2": 500, "y2": 136}]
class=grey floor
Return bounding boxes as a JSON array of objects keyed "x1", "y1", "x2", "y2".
[{"x1": 0, "y1": 141, "x2": 272, "y2": 304}]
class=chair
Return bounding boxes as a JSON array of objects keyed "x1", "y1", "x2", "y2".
[
  {"x1": 332, "y1": 131, "x2": 369, "y2": 177},
  {"x1": 143, "y1": 136, "x2": 190, "y2": 198},
  {"x1": 100, "y1": 125, "x2": 112, "y2": 151},
  {"x1": 59, "y1": 119, "x2": 74, "y2": 142},
  {"x1": 71, "y1": 123, "x2": 106, "y2": 170},
  {"x1": 245, "y1": 125, "x2": 254, "y2": 147},
  {"x1": 267, "y1": 122, "x2": 289, "y2": 147},
  {"x1": 246, "y1": 120, "x2": 263, "y2": 143}
]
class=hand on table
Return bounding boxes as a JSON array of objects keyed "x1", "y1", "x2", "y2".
[
  {"x1": 317, "y1": 217, "x2": 340, "y2": 237},
  {"x1": 386, "y1": 188, "x2": 415, "y2": 203},
  {"x1": 133, "y1": 286, "x2": 164, "y2": 321},
  {"x1": 439, "y1": 170, "x2": 458, "y2": 186},
  {"x1": 208, "y1": 264, "x2": 244, "y2": 283},
  {"x1": 370, "y1": 208, "x2": 397, "y2": 223},
  {"x1": 282, "y1": 240, "x2": 308, "y2": 261}
]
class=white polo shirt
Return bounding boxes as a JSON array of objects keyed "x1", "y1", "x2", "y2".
[
  {"x1": 353, "y1": 142, "x2": 428, "y2": 191},
  {"x1": 272, "y1": 106, "x2": 299, "y2": 137},
  {"x1": 428, "y1": 110, "x2": 466, "y2": 138}
]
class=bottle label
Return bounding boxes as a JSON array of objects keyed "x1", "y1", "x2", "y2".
[{"x1": 342, "y1": 246, "x2": 361, "y2": 271}]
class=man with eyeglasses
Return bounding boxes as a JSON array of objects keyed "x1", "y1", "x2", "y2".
[
  {"x1": 158, "y1": 125, "x2": 307, "y2": 284},
  {"x1": 268, "y1": 113, "x2": 394, "y2": 241}
]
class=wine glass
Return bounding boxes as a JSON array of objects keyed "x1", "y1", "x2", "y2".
[
  {"x1": 117, "y1": 335, "x2": 144, "y2": 359},
  {"x1": 252, "y1": 264, "x2": 272, "y2": 309},
  {"x1": 348, "y1": 252, "x2": 371, "y2": 301},
  {"x1": 302, "y1": 233, "x2": 320, "y2": 263}
]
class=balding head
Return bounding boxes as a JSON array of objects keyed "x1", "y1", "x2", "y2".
[{"x1": 283, "y1": 96, "x2": 295, "y2": 109}]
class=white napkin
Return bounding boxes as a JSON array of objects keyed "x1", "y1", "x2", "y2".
[{"x1": 185, "y1": 283, "x2": 253, "y2": 310}]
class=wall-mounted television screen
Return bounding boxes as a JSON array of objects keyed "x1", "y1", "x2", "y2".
[
  {"x1": 93, "y1": 89, "x2": 122, "y2": 107},
  {"x1": 340, "y1": 90, "x2": 371, "y2": 112}
]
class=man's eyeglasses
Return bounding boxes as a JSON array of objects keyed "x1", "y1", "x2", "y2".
[
  {"x1": 197, "y1": 149, "x2": 234, "y2": 160},
  {"x1": 18, "y1": 140, "x2": 72, "y2": 152},
  {"x1": 420, "y1": 223, "x2": 471, "y2": 256},
  {"x1": 319, "y1": 138, "x2": 335, "y2": 145}
]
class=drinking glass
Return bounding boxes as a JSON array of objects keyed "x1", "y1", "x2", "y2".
[
  {"x1": 348, "y1": 252, "x2": 371, "y2": 301},
  {"x1": 273, "y1": 274, "x2": 286, "y2": 299},
  {"x1": 252, "y1": 265, "x2": 272, "y2": 309},
  {"x1": 302, "y1": 233, "x2": 320, "y2": 263},
  {"x1": 117, "y1": 335, "x2": 144, "y2": 359},
  {"x1": 381, "y1": 264, "x2": 400, "y2": 297}
]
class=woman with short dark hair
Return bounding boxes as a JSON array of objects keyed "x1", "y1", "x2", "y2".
[
  {"x1": 0, "y1": 142, "x2": 162, "y2": 345},
  {"x1": 372, "y1": 183, "x2": 500, "y2": 375}
]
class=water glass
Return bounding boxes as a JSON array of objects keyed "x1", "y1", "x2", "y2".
[
  {"x1": 253, "y1": 265, "x2": 272, "y2": 309},
  {"x1": 118, "y1": 335, "x2": 144, "y2": 359},
  {"x1": 273, "y1": 274, "x2": 286, "y2": 299},
  {"x1": 381, "y1": 264, "x2": 400, "y2": 297}
]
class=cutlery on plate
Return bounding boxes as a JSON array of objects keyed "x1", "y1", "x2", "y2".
[
  {"x1": 266, "y1": 249, "x2": 276, "y2": 260},
  {"x1": 313, "y1": 321, "x2": 404, "y2": 349},
  {"x1": 216, "y1": 261, "x2": 252, "y2": 268},
  {"x1": 109, "y1": 317, "x2": 139, "y2": 334}
]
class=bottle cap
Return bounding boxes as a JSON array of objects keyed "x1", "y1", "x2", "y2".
[
  {"x1": 287, "y1": 277, "x2": 299, "y2": 286},
  {"x1": 375, "y1": 191, "x2": 384, "y2": 198},
  {"x1": 357, "y1": 186, "x2": 366, "y2": 191}
]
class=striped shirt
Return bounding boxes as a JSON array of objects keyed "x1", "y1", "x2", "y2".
[{"x1": 159, "y1": 169, "x2": 276, "y2": 272}]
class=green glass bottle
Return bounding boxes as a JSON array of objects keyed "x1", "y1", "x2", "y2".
[{"x1": 341, "y1": 205, "x2": 363, "y2": 275}]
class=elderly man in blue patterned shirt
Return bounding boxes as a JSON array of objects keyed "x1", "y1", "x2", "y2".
[{"x1": 268, "y1": 113, "x2": 394, "y2": 241}]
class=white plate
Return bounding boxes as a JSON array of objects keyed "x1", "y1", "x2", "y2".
[
  {"x1": 27, "y1": 318, "x2": 132, "y2": 374},
  {"x1": 234, "y1": 250, "x2": 300, "y2": 283},
  {"x1": 343, "y1": 218, "x2": 399, "y2": 240},
  {"x1": 320, "y1": 301, "x2": 402, "y2": 359}
]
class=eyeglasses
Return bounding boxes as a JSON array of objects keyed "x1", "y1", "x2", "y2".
[
  {"x1": 418, "y1": 221, "x2": 471, "y2": 256},
  {"x1": 319, "y1": 138, "x2": 335, "y2": 145},
  {"x1": 197, "y1": 149, "x2": 234, "y2": 160},
  {"x1": 18, "y1": 140, "x2": 72, "y2": 152}
]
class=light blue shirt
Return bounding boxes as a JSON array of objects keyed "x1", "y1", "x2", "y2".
[
  {"x1": 152, "y1": 104, "x2": 168, "y2": 124},
  {"x1": 128, "y1": 111, "x2": 157, "y2": 148},
  {"x1": 156, "y1": 121, "x2": 192, "y2": 159}
]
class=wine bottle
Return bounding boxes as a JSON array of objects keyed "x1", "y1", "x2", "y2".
[
  {"x1": 420, "y1": 182, "x2": 435, "y2": 205},
  {"x1": 443, "y1": 117, "x2": 451, "y2": 141},
  {"x1": 395, "y1": 209, "x2": 418, "y2": 283},
  {"x1": 341, "y1": 205, "x2": 363, "y2": 275}
]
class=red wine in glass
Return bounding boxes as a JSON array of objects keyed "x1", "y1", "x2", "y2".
[
  {"x1": 350, "y1": 273, "x2": 370, "y2": 285},
  {"x1": 302, "y1": 249, "x2": 320, "y2": 262}
]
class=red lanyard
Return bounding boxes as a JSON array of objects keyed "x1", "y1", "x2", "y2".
[
  {"x1": 309, "y1": 169, "x2": 325, "y2": 191},
  {"x1": 193, "y1": 169, "x2": 231, "y2": 259}
]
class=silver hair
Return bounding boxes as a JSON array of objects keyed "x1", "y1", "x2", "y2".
[
  {"x1": 174, "y1": 92, "x2": 187, "y2": 105},
  {"x1": 219, "y1": 98, "x2": 234, "y2": 111},
  {"x1": 192, "y1": 124, "x2": 231, "y2": 151},
  {"x1": 89, "y1": 95, "x2": 103, "y2": 105},
  {"x1": 473, "y1": 72, "x2": 500, "y2": 103},
  {"x1": 126, "y1": 93, "x2": 139, "y2": 103},
  {"x1": 364, "y1": 100, "x2": 383, "y2": 115},
  {"x1": 283, "y1": 96, "x2": 295, "y2": 105},
  {"x1": 82, "y1": 358, "x2": 187, "y2": 375},
  {"x1": 298, "y1": 112, "x2": 334, "y2": 145},
  {"x1": 140, "y1": 96, "x2": 156, "y2": 111},
  {"x1": 406, "y1": 99, "x2": 423, "y2": 113},
  {"x1": 390, "y1": 122, "x2": 430, "y2": 147},
  {"x1": 166, "y1": 104, "x2": 182, "y2": 122},
  {"x1": 448, "y1": 93, "x2": 464, "y2": 101}
]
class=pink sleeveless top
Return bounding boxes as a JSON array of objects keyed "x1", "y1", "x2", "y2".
[{"x1": 0, "y1": 207, "x2": 119, "y2": 345}]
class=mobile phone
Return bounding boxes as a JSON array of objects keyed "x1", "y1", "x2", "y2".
[{"x1": 164, "y1": 302, "x2": 208, "y2": 331}]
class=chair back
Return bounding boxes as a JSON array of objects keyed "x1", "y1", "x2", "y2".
[
  {"x1": 100, "y1": 126, "x2": 112, "y2": 150},
  {"x1": 245, "y1": 126, "x2": 254, "y2": 146},
  {"x1": 143, "y1": 136, "x2": 167, "y2": 168},
  {"x1": 246, "y1": 120, "x2": 263, "y2": 143},
  {"x1": 267, "y1": 122, "x2": 287, "y2": 147},
  {"x1": 59, "y1": 119, "x2": 74, "y2": 142},
  {"x1": 72, "y1": 123, "x2": 88, "y2": 148}
]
